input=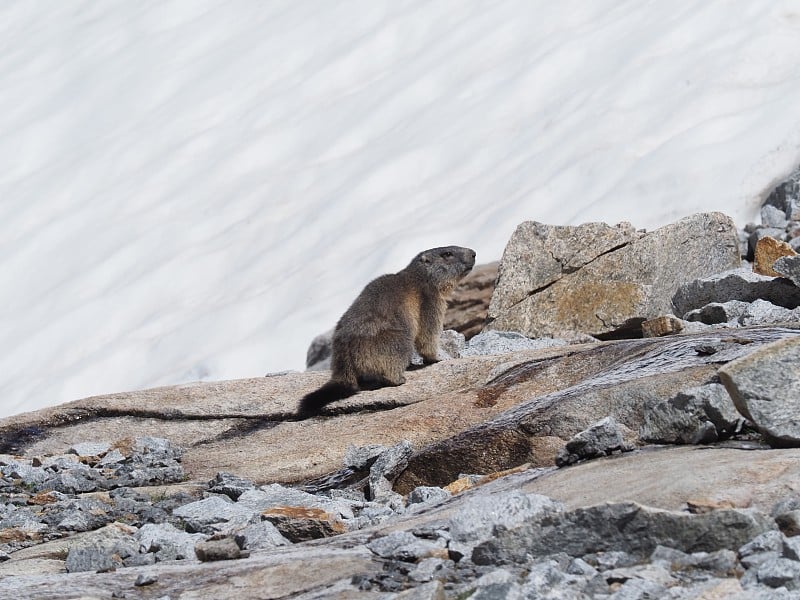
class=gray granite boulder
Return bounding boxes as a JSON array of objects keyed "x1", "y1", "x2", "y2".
[
  {"x1": 640, "y1": 383, "x2": 742, "y2": 444},
  {"x1": 719, "y1": 337, "x2": 800, "y2": 446},
  {"x1": 556, "y1": 416, "x2": 632, "y2": 467},
  {"x1": 488, "y1": 213, "x2": 740, "y2": 339},
  {"x1": 471, "y1": 502, "x2": 775, "y2": 566},
  {"x1": 774, "y1": 255, "x2": 800, "y2": 288},
  {"x1": 172, "y1": 496, "x2": 256, "y2": 534},
  {"x1": 136, "y1": 522, "x2": 208, "y2": 562},
  {"x1": 673, "y1": 267, "x2": 800, "y2": 317}
]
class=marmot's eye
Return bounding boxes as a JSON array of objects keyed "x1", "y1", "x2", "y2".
[{"x1": 442, "y1": 251, "x2": 453, "y2": 259}]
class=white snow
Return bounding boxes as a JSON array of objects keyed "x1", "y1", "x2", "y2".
[{"x1": 2, "y1": 1, "x2": 800, "y2": 419}]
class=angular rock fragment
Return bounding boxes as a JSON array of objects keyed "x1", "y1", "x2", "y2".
[
  {"x1": 753, "y1": 237, "x2": 797, "y2": 277},
  {"x1": 640, "y1": 384, "x2": 741, "y2": 445},
  {"x1": 406, "y1": 486, "x2": 451, "y2": 508},
  {"x1": 366, "y1": 531, "x2": 447, "y2": 562},
  {"x1": 262, "y1": 506, "x2": 345, "y2": 542},
  {"x1": 64, "y1": 522, "x2": 139, "y2": 573},
  {"x1": 673, "y1": 267, "x2": 800, "y2": 317},
  {"x1": 194, "y1": 534, "x2": 247, "y2": 561},
  {"x1": 172, "y1": 496, "x2": 255, "y2": 534},
  {"x1": 368, "y1": 440, "x2": 413, "y2": 502},
  {"x1": 556, "y1": 416, "x2": 632, "y2": 466},
  {"x1": 774, "y1": 255, "x2": 800, "y2": 288},
  {"x1": 719, "y1": 337, "x2": 800, "y2": 446},
  {"x1": 685, "y1": 300, "x2": 751, "y2": 325},
  {"x1": 471, "y1": 502, "x2": 775, "y2": 566},
  {"x1": 207, "y1": 471, "x2": 255, "y2": 500},
  {"x1": 136, "y1": 522, "x2": 207, "y2": 561}
]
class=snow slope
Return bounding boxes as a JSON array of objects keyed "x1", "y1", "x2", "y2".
[{"x1": 2, "y1": 1, "x2": 800, "y2": 418}]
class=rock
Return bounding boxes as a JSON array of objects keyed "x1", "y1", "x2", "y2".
[
  {"x1": 753, "y1": 237, "x2": 797, "y2": 277},
  {"x1": 407, "y1": 486, "x2": 451, "y2": 507},
  {"x1": 719, "y1": 337, "x2": 800, "y2": 446},
  {"x1": 782, "y1": 536, "x2": 800, "y2": 561},
  {"x1": 393, "y1": 580, "x2": 446, "y2": 600},
  {"x1": 521, "y1": 558, "x2": 602, "y2": 599},
  {"x1": 407, "y1": 556, "x2": 451, "y2": 583},
  {"x1": 305, "y1": 328, "x2": 333, "y2": 371},
  {"x1": 172, "y1": 496, "x2": 256, "y2": 534},
  {"x1": 194, "y1": 534, "x2": 247, "y2": 561},
  {"x1": 444, "y1": 261, "x2": 498, "y2": 339},
  {"x1": 640, "y1": 383, "x2": 741, "y2": 444},
  {"x1": 739, "y1": 299, "x2": 800, "y2": 326},
  {"x1": 368, "y1": 440, "x2": 413, "y2": 502},
  {"x1": 136, "y1": 522, "x2": 207, "y2": 561},
  {"x1": 761, "y1": 204, "x2": 790, "y2": 229},
  {"x1": 67, "y1": 442, "x2": 112, "y2": 460},
  {"x1": 471, "y1": 503, "x2": 775, "y2": 565},
  {"x1": 673, "y1": 267, "x2": 800, "y2": 317},
  {"x1": 738, "y1": 530, "x2": 787, "y2": 570},
  {"x1": 776, "y1": 510, "x2": 800, "y2": 538},
  {"x1": 207, "y1": 471, "x2": 255, "y2": 500},
  {"x1": 448, "y1": 491, "x2": 562, "y2": 558},
  {"x1": 230, "y1": 520, "x2": 290, "y2": 550},
  {"x1": 641, "y1": 314, "x2": 685, "y2": 337},
  {"x1": 52, "y1": 497, "x2": 116, "y2": 532},
  {"x1": 488, "y1": 213, "x2": 740, "y2": 339},
  {"x1": 343, "y1": 443, "x2": 387, "y2": 470},
  {"x1": 64, "y1": 522, "x2": 139, "y2": 573},
  {"x1": 774, "y1": 255, "x2": 800, "y2": 287},
  {"x1": 556, "y1": 416, "x2": 632, "y2": 466},
  {"x1": 127, "y1": 436, "x2": 183, "y2": 465},
  {"x1": 262, "y1": 506, "x2": 346, "y2": 542},
  {"x1": 756, "y1": 557, "x2": 800, "y2": 590},
  {"x1": 366, "y1": 531, "x2": 447, "y2": 562},
  {"x1": 238, "y1": 484, "x2": 355, "y2": 521},
  {"x1": 763, "y1": 165, "x2": 800, "y2": 220},
  {"x1": 651, "y1": 546, "x2": 739, "y2": 576},
  {"x1": 436, "y1": 329, "x2": 466, "y2": 360},
  {"x1": 134, "y1": 572, "x2": 158, "y2": 586},
  {"x1": 685, "y1": 300, "x2": 751, "y2": 324},
  {"x1": 461, "y1": 330, "x2": 568, "y2": 356},
  {"x1": 749, "y1": 227, "x2": 788, "y2": 258}
]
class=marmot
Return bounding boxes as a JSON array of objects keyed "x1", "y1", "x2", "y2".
[{"x1": 298, "y1": 245, "x2": 476, "y2": 418}]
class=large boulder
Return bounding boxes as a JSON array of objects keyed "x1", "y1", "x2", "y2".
[
  {"x1": 487, "y1": 213, "x2": 740, "y2": 339},
  {"x1": 719, "y1": 336, "x2": 800, "y2": 446}
]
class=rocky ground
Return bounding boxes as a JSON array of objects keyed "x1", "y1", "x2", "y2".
[{"x1": 1, "y1": 167, "x2": 800, "y2": 599}]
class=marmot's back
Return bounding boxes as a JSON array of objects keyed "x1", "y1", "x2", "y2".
[{"x1": 297, "y1": 246, "x2": 475, "y2": 418}]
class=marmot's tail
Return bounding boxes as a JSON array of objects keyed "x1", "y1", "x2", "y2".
[{"x1": 297, "y1": 380, "x2": 358, "y2": 419}]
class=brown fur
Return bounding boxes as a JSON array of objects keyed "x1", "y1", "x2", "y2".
[{"x1": 297, "y1": 246, "x2": 476, "y2": 418}]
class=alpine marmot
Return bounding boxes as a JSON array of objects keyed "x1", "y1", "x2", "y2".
[{"x1": 297, "y1": 245, "x2": 476, "y2": 418}]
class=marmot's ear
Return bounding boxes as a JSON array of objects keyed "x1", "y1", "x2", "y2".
[{"x1": 420, "y1": 252, "x2": 431, "y2": 264}]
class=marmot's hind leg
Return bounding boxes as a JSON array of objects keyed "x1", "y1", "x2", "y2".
[{"x1": 354, "y1": 330, "x2": 412, "y2": 389}]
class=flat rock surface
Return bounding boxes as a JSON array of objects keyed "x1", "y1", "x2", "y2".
[
  {"x1": 3, "y1": 326, "x2": 800, "y2": 488},
  {"x1": 521, "y1": 445, "x2": 800, "y2": 512}
]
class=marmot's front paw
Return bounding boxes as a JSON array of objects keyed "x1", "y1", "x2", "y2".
[{"x1": 421, "y1": 355, "x2": 441, "y2": 365}]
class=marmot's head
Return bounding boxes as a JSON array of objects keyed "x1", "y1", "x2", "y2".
[{"x1": 412, "y1": 246, "x2": 476, "y2": 290}]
